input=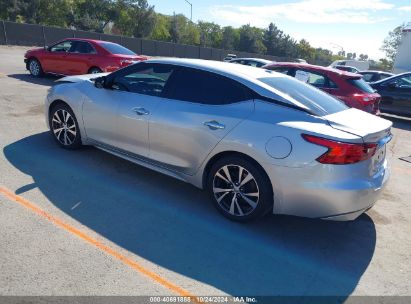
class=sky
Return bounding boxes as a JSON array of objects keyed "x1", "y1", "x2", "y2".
[{"x1": 148, "y1": 0, "x2": 411, "y2": 60}]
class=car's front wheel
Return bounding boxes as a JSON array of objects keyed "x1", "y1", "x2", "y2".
[
  {"x1": 28, "y1": 58, "x2": 43, "y2": 77},
  {"x1": 49, "y1": 103, "x2": 82, "y2": 149},
  {"x1": 207, "y1": 156, "x2": 273, "y2": 222},
  {"x1": 88, "y1": 67, "x2": 102, "y2": 74}
]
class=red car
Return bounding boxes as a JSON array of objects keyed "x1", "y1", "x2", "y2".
[
  {"x1": 24, "y1": 38, "x2": 148, "y2": 77},
  {"x1": 264, "y1": 62, "x2": 381, "y2": 114}
]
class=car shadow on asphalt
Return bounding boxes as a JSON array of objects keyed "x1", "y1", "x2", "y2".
[
  {"x1": 3, "y1": 132, "x2": 377, "y2": 298},
  {"x1": 7, "y1": 73, "x2": 59, "y2": 87}
]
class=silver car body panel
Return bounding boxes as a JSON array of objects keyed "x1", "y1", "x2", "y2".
[{"x1": 46, "y1": 58, "x2": 393, "y2": 221}]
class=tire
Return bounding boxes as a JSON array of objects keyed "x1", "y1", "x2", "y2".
[
  {"x1": 88, "y1": 67, "x2": 102, "y2": 74},
  {"x1": 206, "y1": 155, "x2": 273, "y2": 222},
  {"x1": 49, "y1": 103, "x2": 82, "y2": 149},
  {"x1": 28, "y1": 58, "x2": 44, "y2": 77}
]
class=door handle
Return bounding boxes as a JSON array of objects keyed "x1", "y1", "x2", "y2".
[
  {"x1": 204, "y1": 120, "x2": 225, "y2": 130},
  {"x1": 132, "y1": 107, "x2": 150, "y2": 115}
]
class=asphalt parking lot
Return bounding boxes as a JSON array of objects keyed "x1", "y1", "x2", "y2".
[{"x1": 0, "y1": 45, "x2": 410, "y2": 299}]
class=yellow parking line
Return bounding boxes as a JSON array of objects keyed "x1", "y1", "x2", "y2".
[{"x1": 0, "y1": 186, "x2": 199, "y2": 302}]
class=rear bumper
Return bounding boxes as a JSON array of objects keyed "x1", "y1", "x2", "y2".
[
  {"x1": 267, "y1": 159, "x2": 390, "y2": 221},
  {"x1": 24, "y1": 58, "x2": 29, "y2": 69}
]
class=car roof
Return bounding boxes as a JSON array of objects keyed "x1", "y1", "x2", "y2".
[
  {"x1": 359, "y1": 70, "x2": 393, "y2": 75},
  {"x1": 265, "y1": 62, "x2": 360, "y2": 78},
  {"x1": 372, "y1": 71, "x2": 411, "y2": 84},
  {"x1": 146, "y1": 58, "x2": 278, "y2": 80},
  {"x1": 60, "y1": 38, "x2": 119, "y2": 44},
  {"x1": 231, "y1": 58, "x2": 272, "y2": 62}
]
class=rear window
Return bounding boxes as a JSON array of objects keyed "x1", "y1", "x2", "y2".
[
  {"x1": 99, "y1": 42, "x2": 136, "y2": 55},
  {"x1": 347, "y1": 78, "x2": 375, "y2": 93},
  {"x1": 258, "y1": 77, "x2": 347, "y2": 116}
]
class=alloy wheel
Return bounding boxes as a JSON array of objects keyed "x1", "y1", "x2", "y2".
[
  {"x1": 29, "y1": 60, "x2": 40, "y2": 76},
  {"x1": 212, "y1": 164, "x2": 260, "y2": 217},
  {"x1": 51, "y1": 109, "x2": 77, "y2": 146}
]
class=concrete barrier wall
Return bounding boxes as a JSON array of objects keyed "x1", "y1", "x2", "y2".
[{"x1": 0, "y1": 21, "x2": 290, "y2": 61}]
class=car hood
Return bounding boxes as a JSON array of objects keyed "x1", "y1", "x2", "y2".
[
  {"x1": 56, "y1": 73, "x2": 110, "y2": 83},
  {"x1": 324, "y1": 108, "x2": 392, "y2": 143}
]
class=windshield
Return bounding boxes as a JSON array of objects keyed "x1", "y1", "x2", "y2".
[
  {"x1": 100, "y1": 42, "x2": 136, "y2": 55},
  {"x1": 347, "y1": 78, "x2": 375, "y2": 93},
  {"x1": 258, "y1": 76, "x2": 348, "y2": 116}
]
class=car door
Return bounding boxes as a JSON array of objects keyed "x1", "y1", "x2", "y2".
[
  {"x1": 65, "y1": 41, "x2": 97, "y2": 75},
  {"x1": 112, "y1": 63, "x2": 176, "y2": 157},
  {"x1": 42, "y1": 40, "x2": 73, "y2": 74},
  {"x1": 379, "y1": 75, "x2": 411, "y2": 115},
  {"x1": 148, "y1": 67, "x2": 255, "y2": 175}
]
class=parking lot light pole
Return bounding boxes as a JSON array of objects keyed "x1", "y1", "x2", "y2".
[{"x1": 184, "y1": 0, "x2": 193, "y2": 21}]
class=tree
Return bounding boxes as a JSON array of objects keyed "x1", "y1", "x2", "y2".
[
  {"x1": 297, "y1": 39, "x2": 315, "y2": 62},
  {"x1": 263, "y1": 23, "x2": 283, "y2": 55},
  {"x1": 381, "y1": 24, "x2": 405, "y2": 67},
  {"x1": 149, "y1": 13, "x2": 170, "y2": 41},
  {"x1": 115, "y1": 0, "x2": 155, "y2": 38},
  {"x1": 221, "y1": 26, "x2": 239, "y2": 50},
  {"x1": 198, "y1": 21, "x2": 221, "y2": 48},
  {"x1": 359, "y1": 54, "x2": 369, "y2": 60},
  {"x1": 68, "y1": 0, "x2": 118, "y2": 32},
  {"x1": 238, "y1": 24, "x2": 266, "y2": 54}
]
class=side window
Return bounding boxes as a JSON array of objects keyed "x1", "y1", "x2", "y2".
[
  {"x1": 169, "y1": 68, "x2": 251, "y2": 105},
  {"x1": 246, "y1": 61, "x2": 259, "y2": 67},
  {"x1": 361, "y1": 73, "x2": 373, "y2": 82},
  {"x1": 395, "y1": 75, "x2": 411, "y2": 89},
  {"x1": 50, "y1": 41, "x2": 72, "y2": 52},
  {"x1": 110, "y1": 64, "x2": 174, "y2": 96},
  {"x1": 71, "y1": 41, "x2": 96, "y2": 54},
  {"x1": 296, "y1": 69, "x2": 338, "y2": 89},
  {"x1": 380, "y1": 74, "x2": 391, "y2": 80}
]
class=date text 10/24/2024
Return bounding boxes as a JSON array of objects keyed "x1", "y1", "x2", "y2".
[{"x1": 149, "y1": 296, "x2": 257, "y2": 303}]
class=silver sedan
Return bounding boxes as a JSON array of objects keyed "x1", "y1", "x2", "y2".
[{"x1": 45, "y1": 58, "x2": 392, "y2": 221}]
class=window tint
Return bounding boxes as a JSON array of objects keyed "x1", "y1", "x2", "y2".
[
  {"x1": 295, "y1": 69, "x2": 338, "y2": 89},
  {"x1": 70, "y1": 41, "x2": 96, "y2": 54},
  {"x1": 111, "y1": 64, "x2": 174, "y2": 96},
  {"x1": 389, "y1": 75, "x2": 411, "y2": 88},
  {"x1": 347, "y1": 78, "x2": 375, "y2": 93},
  {"x1": 50, "y1": 41, "x2": 72, "y2": 52},
  {"x1": 361, "y1": 73, "x2": 374, "y2": 82},
  {"x1": 169, "y1": 68, "x2": 251, "y2": 105},
  {"x1": 258, "y1": 77, "x2": 347, "y2": 116},
  {"x1": 100, "y1": 42, "x2": 136, "y2": 55}
]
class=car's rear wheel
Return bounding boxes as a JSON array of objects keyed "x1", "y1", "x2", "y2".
[
  {"x1": 28, "y1": 58, "x2": 43, "y2": 77},
  {"x1": 88, "y1": 67, "x2": 102, "y2": 74},
  {"x1": 207, "y1": 156, "x2": 273, "y2": 222},
  {"x1": 49, "y1": 104, "x2": 82, "y2": 149}
]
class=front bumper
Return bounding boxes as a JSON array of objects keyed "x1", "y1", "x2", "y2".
[{"x1": 267, "y1": 159, "x2": 390, "y2": 221}]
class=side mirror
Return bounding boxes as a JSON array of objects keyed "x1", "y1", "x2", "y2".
[{"x1": 94, "y1": 76, "x2": 106, "y2": 89}]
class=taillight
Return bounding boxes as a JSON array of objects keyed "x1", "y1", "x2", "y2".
[
  {"x1": 302, "y1": 134, "x2": 377, "y2": 165},
  {"x1": 352, "y1": 93, "x2": 375, "y2": 105},
  {"x1": 120, "y1": 59, "x2": 137, "y2": 66}
]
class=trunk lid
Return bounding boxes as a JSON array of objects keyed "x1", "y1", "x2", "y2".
[{"x1": 324, "y1": 108, "x2": 392, "y2": 143}]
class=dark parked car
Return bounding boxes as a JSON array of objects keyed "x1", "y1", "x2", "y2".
[
  {"x1": 359, "y1": 70, "x2": 394, "y2": 83},
  {"x1": 370, "y1": 72, "x2": 411, "y2": 116},
  {"x1": 334, "y1": 65, "x2": 360, "y2": 73}
]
